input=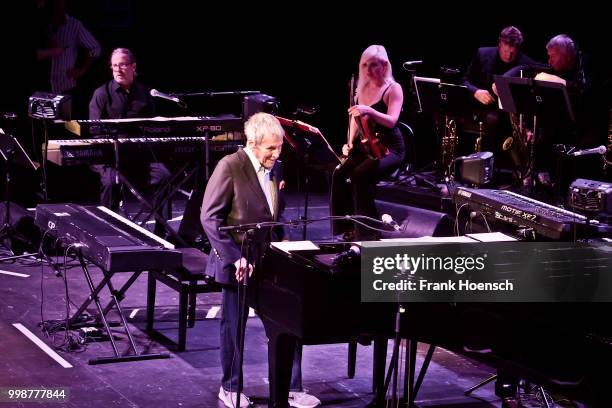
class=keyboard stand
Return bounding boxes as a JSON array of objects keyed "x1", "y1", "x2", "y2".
[
  {"x1": 73, "y1": 248, "x2": 170, "y2": 365},
  {"x1": 127, "y1": 160, "x2": 201, "y2": 247},
  {"x1": 116, "y1": 173, "x2": 179, "y2": 237}
]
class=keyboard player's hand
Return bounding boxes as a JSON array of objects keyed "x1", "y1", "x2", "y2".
[
  {"x1": 234, "y1": 257, "x2": 253, "y2": 283},
  {"x1": 149, "y1": 162, "x2": 171, "y2": 185}
]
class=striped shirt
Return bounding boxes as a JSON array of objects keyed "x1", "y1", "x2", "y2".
[{"x1": 50, "y1": 15, "x2": 101, "y2": 94}]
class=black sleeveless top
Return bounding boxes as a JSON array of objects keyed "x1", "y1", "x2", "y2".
[{"x1": 364, "y1": 83, "x2": 405, "y2": 156}]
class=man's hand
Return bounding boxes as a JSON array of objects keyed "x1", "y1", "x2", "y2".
[
  {"x1": 149, "y1": 163, "x2": 171, "y2": 185},
  {"x1": 233, "y1": 257, "x2": 253, "y2": 283},
  {"x1": 474, "y1": 89, "x2": 495, "y2": 105}
]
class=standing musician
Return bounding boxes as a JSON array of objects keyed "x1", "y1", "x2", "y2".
[
  {"x1": 201, "y1": 113, "x2": 320, "y2": 408},
  {"x1": 331, "y1": 44, "x2": 405, "y2": 241}
]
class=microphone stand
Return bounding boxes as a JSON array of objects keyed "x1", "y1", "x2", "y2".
[
  {"x1": 40, "y1": 120, "x2": 51, "y2": 203},
  {"x1": 218, "y1": 220, "x2": 293, "y2": 402},
  {"x1": 219, "y1": 215, "x2": 393, "y2": 237}
]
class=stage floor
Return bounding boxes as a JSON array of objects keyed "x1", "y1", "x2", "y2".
[{"x1": 0, "y1": 193, "x2": 508, "y2": 408}]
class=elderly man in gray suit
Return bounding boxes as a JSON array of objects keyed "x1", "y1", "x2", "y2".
[{"x1": 201, "y1": 112, "x2": 320, "y2": 408}]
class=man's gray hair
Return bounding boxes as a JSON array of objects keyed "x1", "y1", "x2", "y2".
[
  {"x1": 244, "y1": 113, "x2": 284, "y2": 145},
  {"x1": 111, "y1": 48, "x2": 136, "y2": 64},
  {"x1": 546, "y1": 34, "x2": 577, "y2": 59}
]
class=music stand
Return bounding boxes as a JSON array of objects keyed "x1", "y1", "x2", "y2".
[
  {"x1": 494, "y1": 75, "x2": 575, "y2": 197},
  {"x1": 0, "y1": 130, "x2": 40, "y2": 257},
  {"x1": 413, "y1": 76, "x2": 473, "y2": 179},
  {"x1": 494, "y1": 75, "x2": 575, "y2": 122},
  {"x1": 275, "y1": 116, "x2": 340, "y2": 239}
]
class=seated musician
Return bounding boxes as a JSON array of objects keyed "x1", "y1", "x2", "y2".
[
  {"x1": 88, "y1": 48, "x2": 170, "y2": 221},
  {"x1": 502, "y1": 34, "x2": 605, "y2": 189},
  {"x1": 462, "y1": 26, "x2": 538, "y2": 158},
  {"x1": 331, "y1": 44, "x2": 405, "y2": 241},
  {"x1": 201, "y1": 113, "x2": 320, "y2": 408}
]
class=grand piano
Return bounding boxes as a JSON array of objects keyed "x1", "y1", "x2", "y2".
[{"x1": 251, "y1": 241, "x2": 612, "y2": 407}]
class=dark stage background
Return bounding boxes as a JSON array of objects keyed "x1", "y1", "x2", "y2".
[{"x1": 1, "y1": 2, "x2": 610, "y2": 201}]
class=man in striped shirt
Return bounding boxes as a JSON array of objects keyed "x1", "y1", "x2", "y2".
[{"x1": 37, "y1": 0, "x2": 101, "y2": 118}]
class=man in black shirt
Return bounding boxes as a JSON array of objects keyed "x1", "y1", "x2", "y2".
[
  {"x1": 89, "y1": 48, "x2": 169, "y2": 219},
  {"x1": 89, "y1": 48, "x2": 154, "y2": 120},
  {"x1": 463, "y1": 26, "x2": 537, "y2": 154},
  {"x1": 503, "y1": 34, "x2": 606, "y2": 188}
]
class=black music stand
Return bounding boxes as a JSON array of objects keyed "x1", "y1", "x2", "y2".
[
  {"x1": 494, "y1": 75, "x2": 575, "y2": 198},
  {"x1": 414, "y1": 76, "x2": 472, "y2": 181},
  {"x1": 494, "y1": 75, "x2": 574, "y2": 121},
  {"x1": 277, "y1": 116, "x2": 340, "y2": 240},
  {"x1": 0, "y1": 130, "x2": 39, "y2": 258}
]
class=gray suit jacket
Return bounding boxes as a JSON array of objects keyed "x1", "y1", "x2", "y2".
[{"x1": 200, "y1": 148, "x2": 284, "y2": 285}]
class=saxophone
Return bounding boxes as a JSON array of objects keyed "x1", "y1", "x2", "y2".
[
  {"x1": 474, "y1": 121, "x2": 483, "y2": 153},
  {"x1": 503, "y1": 113, "x2": 531, "y2": 180}
]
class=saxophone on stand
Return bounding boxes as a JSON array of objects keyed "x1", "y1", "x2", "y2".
[
  {"x1": 503, "y1": 112, "x2": 533, "y2": 182},
  {"x1": 441, "y1": 117, "x2": 458, "y2": 177},
  {"x1": 474, "y1": 121, "x2": 483, "y2": 153}
]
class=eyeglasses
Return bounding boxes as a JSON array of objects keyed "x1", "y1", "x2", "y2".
[{"x1": 110, "y1": 63, "x2": 132, "y2": 70}]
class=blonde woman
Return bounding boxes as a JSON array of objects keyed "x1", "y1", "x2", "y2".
[{"x1": 332, "y1": 44, "x2": 405, "y2": 240}]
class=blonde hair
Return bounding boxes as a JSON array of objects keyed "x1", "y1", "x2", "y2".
[
  {"x1": 356, "y1": 44, "x2": 394, "y2": 101},
  {"x1": 244, "y1": 112, "x2": 284, "y2": 145}
]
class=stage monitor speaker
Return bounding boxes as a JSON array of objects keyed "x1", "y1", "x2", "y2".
[
  {"x1": 569, "y1": 178, "x2": 612, "y2": 215},
  {"x1": 0, "y1": 202, "x2": 41, "y2": 254},
  {"x1": 455, "y1": 151, "x2": 494, "y2": 186},
  {"x1": 375, "y1": 200, "x2": 454, "y2": 238}
]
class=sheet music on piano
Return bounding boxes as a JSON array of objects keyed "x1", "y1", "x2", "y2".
[{"x1": 270, "y1": 240, "x2": 319, "y2": 254}]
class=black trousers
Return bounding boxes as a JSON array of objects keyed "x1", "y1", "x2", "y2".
[{"x1": 331, "y1": 144, "x2": 402, "y2": 240}]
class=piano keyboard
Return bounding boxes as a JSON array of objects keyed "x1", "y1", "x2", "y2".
[{"x1": 45, "y1": 137, "x2": 242, "y2": 166}]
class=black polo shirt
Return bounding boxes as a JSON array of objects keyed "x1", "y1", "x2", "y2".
[{"x1": 89, "y1": 79, "x2": 156, "y2": 119}]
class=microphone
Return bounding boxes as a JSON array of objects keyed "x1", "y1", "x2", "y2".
[
  {"x1": 332, "y1": 245, "x2": 360, "y2": 265},
  {"x1": 402, "y1": 60, "x2": 423, "y2": 69},
  {"x1": 569, "y1": 145, "x2": 607, "y2": 157},
  {"x1": 150, "y1": 89, "x2": 187, "y2": 108},
  {"x1": 381, "y1": 214, "x2": 401, "y2": 231}
]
